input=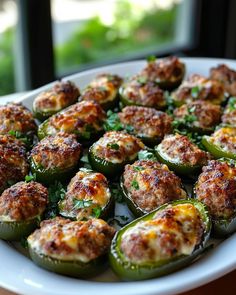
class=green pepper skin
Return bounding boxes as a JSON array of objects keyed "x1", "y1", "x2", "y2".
[
  {"x1": 33, "y1": 109, "x2": 58, "y2": 122},
  {"x1": 109, "y1": 199, "x2": 211, "y2": 281},
  {"x1": 155, "y1": 72, "x2": 185, "y2": 91},
  {"x1": 0, "y1": 217, "x2": 40, "y2": 241},
  {"x1": 212, "y1": 215, "x2": 236, "y2": 237},
  {"x1": 202, "y1": 136, "x2": 236, "y2": 160},
  {"x1": 28, "y1": 246, "x2": 108, "y2": 278},
  {"x1": 30, "y1": 158, "x2": 78, "y2": 185},
  {"x1": 88, "y1": 146, "x2": 136, "y2": 178},
  {"x1": 120, "y1": 175, "x2": 146, "y2": 217},
  {"x1": 154, "y1": 145, "x2": 202, "y2": 176}
]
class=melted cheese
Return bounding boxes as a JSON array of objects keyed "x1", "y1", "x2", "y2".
[
  {"x1": 121, "y1": 203, "x2": 203, "y2": 264},
  {"x1": 210, "y1": 127, "x2": 236, "y2": 154}
]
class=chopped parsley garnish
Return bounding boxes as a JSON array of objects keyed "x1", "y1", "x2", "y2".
[
  {"x1": 104, "y1": 110, "x2": 123, "y2": 131},
  {"x1": 110, "y1": 182, "x2": 124, "y2": 203},
  {"x1": 108, "y1": 215, "x2": 130, "y2": 228},
  {"x1": 25, "y1": 173, "x2": 36, "y2": 182},
  {"x1": 228, "y1": 97, "x2": 236, "y2": 111},
  {"x1": 44, "y1": 181, "x2": 66, "y2": 219},
  {"x1": 147, "y1": 55, "x2": 156, "y2": 62},
  {"x1": 8, "y1": 130, "x2": 32, "y2": 147},
  {"x1": 92, "y1": 206, "x2": 102, "y2": 218},
  {"x1": 73, "y1": 199, "x2": 93, "y2": 210},
  {"x1": 133, "y1": 166, "x2": 144, "y2": 171},
  {"x1": 131, "y1": 179, "x2": 139, "y2": 190},
  {"x1": 138, "y1": 149, "x2": 157, "y2": 161},
  {"x1": 191, "y1": 86, "x2": 201, "y2": 99},
  {"x1": 107, "y1": 143, "x2": 119, "y2": 150}
]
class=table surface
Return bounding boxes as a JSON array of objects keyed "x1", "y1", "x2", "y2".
[
  {"x1": 0, "y1": 91, "x2": 235, "y2": 295},
  {"x1": 0, "y1": 269, "x2": 236, "y2": 295}
]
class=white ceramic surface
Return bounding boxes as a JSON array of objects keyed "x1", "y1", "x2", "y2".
[{"x1": 0, "y1": 58, "x2": 236, "y2": 295}]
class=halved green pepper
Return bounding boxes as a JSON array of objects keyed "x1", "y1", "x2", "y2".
[
  {"x1": 109, "y1": 199, "x2": 211, "y2": 281},
  {"x1": 28, "y1": 246, "x2": 108, "y2": 278},
  {"x1": 155, "y1": 144, "x2": 203, "y2": 176},
  {"x1": 0, "y1": 216, "x2": 40, "y2": 241},
  {"x1": 29, "y1": 157, "x2": 78, "y2": 185},
  {"x1": 202, "y1": 135, "x2": 236, "y2": 160}
]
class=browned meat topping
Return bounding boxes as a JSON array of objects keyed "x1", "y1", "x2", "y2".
[
  {"x1": 123, "y1": 160, "x2": 187, "y2": 212},
  {"x1": 0, "y1": 181, "x2": 48, "y2": 221},
  {"x1": 195, "y1": 160, "x2": 236, "y2": 219}
]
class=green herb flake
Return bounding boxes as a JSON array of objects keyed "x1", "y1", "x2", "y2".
[
  {"x1": 137, "y1": 76, "x2": 147, "y2": 85},
  {"x1": 184, "y1": 114, "x2": 197, "y2": 124},
  {"x1": 131, "y1": 179, "x2": 139, "y2": 190},
  {"x1": 147, "y1": 55, "x2": 156, "y2": 62},
  {"x1": 228, "y1": 97, "x2": 236, "y2": 111},
  {"x1": 138, "y1": 149, "x2": 157, "y2": 161},
  {"x1": 92, "y1": 206, "x2": 102, "y2": 218},
  {"x1": 104, "y1": 110, "x2": 123, "y2": 131},
  {"x1": 133, "y1": 166, "x2": 144, "y2": 171},
  {"x1": 25, "y1": 173, "x2": 36, "y2": 182},
  {"x1": 73, "y1": 199, "x2": 93, "y2": 210},
  {"x1": 107, "y1": 143, "x2": 119, "y2": 150},
  {"x1": 191, "y1": 86, "x2": 201, "y2": 99}
]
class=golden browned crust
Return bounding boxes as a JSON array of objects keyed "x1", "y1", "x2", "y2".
[
  {"x1": 122, "y1": 77, "x2": 165, "y2": 108},
  {"x1": 120, "y1": 203, "x2": 205, "y2": 263},
  {"x1": 209, "y1": 127, "x2": 236, "y2": 154},
  {"x1": 34, "y1": 80, "x2": 79, "y2": 112},
  {"x1": 140, "y1": 56, "x2": 185, "y2": 82},
  {"x1": 172, "y1": 74, "x2": 225, "y2": 105},
  {"x1": 31, "y1": 132, "x2": 82, "y2": 170},
  {"x1": 92, "y1": 131, "x2": 144, "y2": 163},
  {"x1": 28, "y1": 217, "x2": 115, "y2": 261},
  {"x1": 47, "y1": 100, "x2": 106, "y2": 135},
  {"x1": 195, "y1": 160, "x2": 236, "y2": 219},
  {"x1": 81, "y1": 73, "x2": 123, "y2": 104},
  {"x1": 222, "y1": 98, "x2": 236, "y2": 126},
  {"x1": 118, "y1": 106, "x2": 172, "y2": 139},
  {"x1": 0, "y1": 134, "x2": 29, "y2": 191},
  {"x1": 60, "y1": 170, "x2": 111, "y2": 220},
  {"x1": 0, "y1": 102, "x2": 37, "y2": 135},
  {"x1": 123, "y1": 160, "x2": 187, "y2": 212},
  {"x1": 159, "y1": 134, "x2": 211, "y2": 166},
  {"x1": 174, "y1": 100, "x2": 222, "y2": 130},
  {"x1": 210, "y1": 64, "x2": 236, "y2": 96},
  {"x1": 0, "y1": 181, "x2": 48, "y2": 221}
]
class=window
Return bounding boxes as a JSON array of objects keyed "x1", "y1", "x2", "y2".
[{"x1": 51, "y1": 0, "x2": 195, "y2": 76}]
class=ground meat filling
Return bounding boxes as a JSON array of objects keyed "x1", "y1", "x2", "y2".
[
  {"x1": 123, "y1": 160, "x2": 187, "y2": 212},
  {"x1": 30, "y1": 132, "x2": 82, "y2": 170},
  {"x1": 174, "y1": 100, "x2": 222, "y2": 131},
  {"x1": 208, "y1": 127, "x2": 236, "y2": 154},
  {"x1": 46, "y1": 100, "x2": 106, "y2": 136},
  {"x1": 121, "y1": 77, "x2": 165, "y2": 108},
  {"x1": 158, "y1": 134, "x2": 210, "y2": 166},
  {"x1": 172, "y1": 74, "x2": 225, "y2": 105},
  {"x1": 91, "y1": 131, "x2": 145, "y2": 164},
  {"x1": 120, "y1": 203, "x2": 205, "y2": 264},
  {"x1": 195, "y1": 160, "x2": 236, "y2": 219},
  {"x1": 0, "y1": 135, "x2": 29, "y2": 192},
  {"x1": 0, "y1": 181, "x2": 48, "y2": 221},
  {"x1": 140, "y1": 56, "x2": 185, "y2": 83},
  {"x1": 210, "y1": 64, "x2": 236, "y2": 96},
  {"x1": 33, "y1": 80, "x2": 79, "y2": 113},
  {"x1": 59, "y1": 170, "x2": 111, "y2": 220},
  {"x1": 81, "y1": 74, "x2": 123, "y2": 104},
  {"x1": 0, "y1": 102, "x2": 37, "y2": 135},
  {"x1": 28, "y1": 217, "x2": 115, "y2": 262},
  {"x1": 118, "y1": 106, "x2": 172, "y2": 140},
  {"x1": 222, "y1": 97, "x2": 236, "y2": 126}
]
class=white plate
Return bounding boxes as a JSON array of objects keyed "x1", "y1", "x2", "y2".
[{"x1": 0, "y1": 58, "x2": 236, "y2": 295}]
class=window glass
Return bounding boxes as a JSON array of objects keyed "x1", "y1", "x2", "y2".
[
  {"x1": 0, "y1": 0, "x2": 17, "y2": 95},
  {"x1": 52, "y1": 0, "x2": 193, "y2": 76}
]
